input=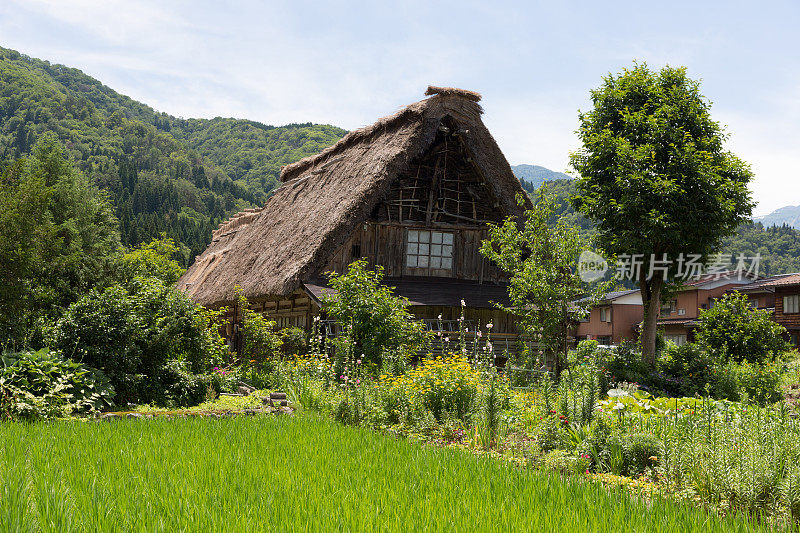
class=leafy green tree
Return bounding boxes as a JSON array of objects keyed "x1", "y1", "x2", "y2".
[
  {"x1": 117, "y1": 236, "x2": 186, "y2": 285},
  {"x1": 480, "y1": 190, "x2": 612, "y2": 377},
  {"x1": 696, "y1": 292, "x2": 789, "y2": 364},
  {"x1": 570, "y1": 64, "x2": 754, "y2": 365},
  {"x1": 0, "y1": 134, "x2": 120, "y2": 344},
  {"x1": 0, "y1": 159, "x2": 51, "y2": 342},
  {"x1": 322, "y1": 260, "x2": 427, "y2": 371}
]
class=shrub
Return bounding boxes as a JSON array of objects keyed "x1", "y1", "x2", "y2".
[
  {"x1": 281, "y1": 327, "x2": 308, "y2": 356},
  {"x1": 577, "y1": 415, "x2": 614, "y2": 470},
  {"x1": 696, "y1": 291, "x2": 790, "y2": 364},
  {"x1": 237, "y1": 289, "x2": 283, "y2": 370},
  {"x1": 322, "y1": 260, "x2": 428, "y2": 369},
  {"x1": 400, "y1": 354, "x2": 481, "y2": 422},
  {"x1": 542, "y1": 449, "x2": 591, "y2": 475},
  {"x1": 160, "y1": 360, "x2": 213, "y2": 407},
  {"x1": 0, "y1": 349, "x2": 113, "y2": 420},
  {"x1": 48, "y1": 277, "x2": 224, "y2": 406},
  {"x1": 656, "y1": 342, "x2": 715, "y2": 396},
  {"x1": 605, "y1": 341, "x2": 650, "y2": 387},
  {"x1": 622, "y1": 432, "x2": 661, "y2": 477},
  {"x1": 712, "y1": 360, "x2": 783, "y2": 404},
  {"x1": 534, "y1": 413, "x2": 569, "y2": 453}
]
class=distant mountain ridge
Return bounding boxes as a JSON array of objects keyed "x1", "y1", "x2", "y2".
[
  {"x1": 511, "y1": 164, "x2": 572, "y2": 189},
  {"x1": 755, "y1": 205, "x2": 800, "y2": 229}
]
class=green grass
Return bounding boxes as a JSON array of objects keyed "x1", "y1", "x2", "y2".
[{"x1": 0, "y1": 414, "x2": 781, "y2": 532}]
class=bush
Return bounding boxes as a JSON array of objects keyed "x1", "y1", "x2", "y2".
[
  {"x1": 160, "y1": 360, "x2": 213, "y2": 407},
  {"x1": 48, "y1": 277, "x2": 224, "y2": 406},
  {"x1": 322, "y1": 260, "x2": 428, "y2": 369},
  {"x1": 622, "y1": 432, "x2": 661, "y2": 477},
  {"x1": 605, "y1": 341, "x2": 651, "y2": 387},
  {"x1": 237, "y1": 289, "x2": 283, "y2": 369},
  {"x1": 696, "y1": 291, "x2": 790, "y2": 364},
  {"x1": 655, "y1": 342, "x2": 715, "y2": 397},
  {"x1": 0, "y1": 349, "x2": 113, "y2": 420},
  {"x1": 281, "y1": 327, "x2": 308, "y2": 356},
  {"x1": 534, "y1": 413, "x2": 569, "y2": 453},
  {"x1": 397, "y1": 354, "x2": 481, "y2": 422},
  {"x1": 712, "y1": 360, "x2": 783, "y2": 404},
  {"x1": 542, "y1": 449, "x2": 591, "y2": 475}
]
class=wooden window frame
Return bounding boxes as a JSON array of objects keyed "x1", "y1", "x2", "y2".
[
  {"x1": 784, "y1": 295, "x2": 800, "y2": 314},
  {"x1": 405, "y1": 229, "x2": 454, "y2": 274}
]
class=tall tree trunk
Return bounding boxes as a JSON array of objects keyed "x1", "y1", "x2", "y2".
[{"x1": 639, "y1": 270, "x2": 664, "y2": 366}]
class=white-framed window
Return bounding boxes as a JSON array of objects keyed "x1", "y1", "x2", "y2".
[
  {"x1": 677, "y1": 308, "x2": 686, "y2": 316},
  {"x1": 406, "y1": 230, "x2": 453, "y2": 270},
  {"x1": 784, "y1": 295, "x2": 800, "y2": 314},
  {"x1": 600, "y1": 307, "x2": 612, "y2": 322},
  {"x1": 664, "y1": 334, "x2": 687, "y2": 346}
]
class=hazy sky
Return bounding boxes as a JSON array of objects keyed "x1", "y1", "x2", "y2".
[{"x1": 1, "y1": 0, "x2": 798, "y2": 215}]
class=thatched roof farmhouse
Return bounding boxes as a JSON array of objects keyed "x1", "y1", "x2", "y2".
[{"x1": 179, "y1": 86, "x2": 531, "y2": 341}]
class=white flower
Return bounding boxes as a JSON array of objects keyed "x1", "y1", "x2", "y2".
[
  {"x1": 461, "y1": 299, "x2": 466, "y2": 307},
  {"x1": 437, "y1": 314, "x2": 442, "y2": 320},
  {"x1": 444, "y1": 337, "x2": 450, "y2": 342},
  {"x1": 486, "y1": 323, "x2": 493, "y2": 330},
  {"x1": 476, "y1": 331, "x2": 482, "y2": 338}
]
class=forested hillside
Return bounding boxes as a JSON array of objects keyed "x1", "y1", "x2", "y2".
[{"x1": 0, "y1": 46, "x2": 345, "y2": 263}]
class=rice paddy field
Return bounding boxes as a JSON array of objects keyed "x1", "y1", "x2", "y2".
[{"x1": 0, "y1": 414, "x2": 781, "y2": 532}]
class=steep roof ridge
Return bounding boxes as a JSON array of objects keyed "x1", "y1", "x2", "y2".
[{"x1": 280, "y1": 89, "x2": 483, "y2": 183}]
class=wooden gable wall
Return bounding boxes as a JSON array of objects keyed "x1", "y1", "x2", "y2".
[{"x1": 321, "y1": 117, "x2": 513, "y2": 283}]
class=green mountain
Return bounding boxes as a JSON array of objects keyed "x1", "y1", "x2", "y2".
[
  {"x1": 0, "y1": 46, "x2": 345, "y2": 263},
  {"x1": 754, "y1": 205, "x2": 800, "y2": 230},
  {"x1": 511, "y1": 164, "x2": 572, "y2": 192}
]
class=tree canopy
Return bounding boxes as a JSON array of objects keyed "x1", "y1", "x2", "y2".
[
  {"x1": 569, "y1": 64, "x2": 754, "y2": 364},
  {"x1": 480, "y1": 189, "x2": 611, "y2": 376},
  {"x1": 0, "y1": 133, "x2": 119, "y2": 343}
]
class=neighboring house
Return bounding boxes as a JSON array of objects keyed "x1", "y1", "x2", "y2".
[
  {"x1": 574, "y1": 289, "x2": 643, "y2": 345},
  {"x1": 730, "y1": 273, "x2": 800, "y2": 349},
  {"x1": 178, "y1": 86, "x2": 532, "y2": 352},
  {"x1": 656, "y1": 272, "x2": 755, "y2": 345},
  {"x1": 576, "y1": 272, "x2": 757, "y2": 347}
]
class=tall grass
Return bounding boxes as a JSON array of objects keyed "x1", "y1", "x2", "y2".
[{"x1": 0, "y1": 415, "x2": 782, "y2": 532}]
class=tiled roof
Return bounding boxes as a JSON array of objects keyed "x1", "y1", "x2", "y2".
[
  {"x1": 682, "y1": 270, "x2": 754, "y2": 287},
  {"x1": 737, "y1": 273, "x2": 800, "y2": 291},
  {"x1": 655, "y1": 317, "x2": 699, "y2": 327},
  {"x1": 573, "y1": 289, "x2": 639, "y2": 304}
]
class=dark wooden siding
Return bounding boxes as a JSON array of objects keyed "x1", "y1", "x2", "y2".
[
  {"x1": 775, "y1": 287, "x2": 800, "y2": 329},
  {"x1": 323, "y1": 222, "x2": 506, "y2": 282}
]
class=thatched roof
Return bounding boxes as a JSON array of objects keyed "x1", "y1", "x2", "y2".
[{"x1": 179, "y1": 86, "x2": 530, "y2": 307}]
